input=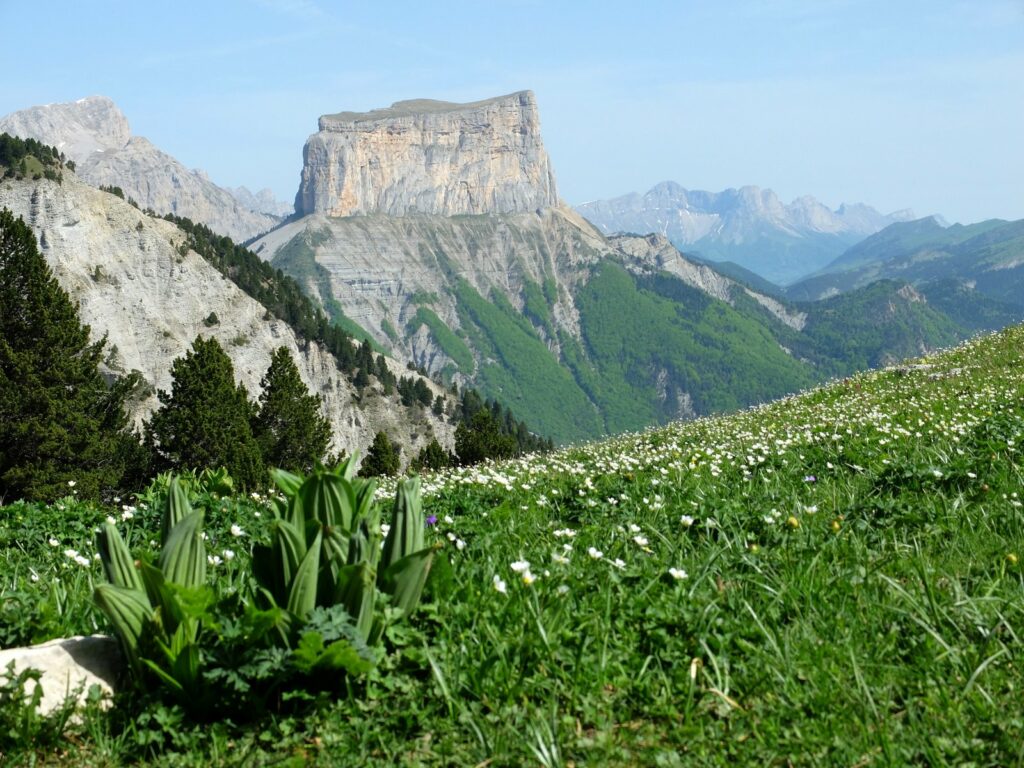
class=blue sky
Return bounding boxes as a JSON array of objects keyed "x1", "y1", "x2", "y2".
[{"x1": 1, "y1": 0, "x2": 1021, "y2": 223}]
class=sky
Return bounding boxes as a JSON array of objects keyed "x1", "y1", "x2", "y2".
[{"x1": 1, "y1": 0, "x2": 1022, "y2": 224}]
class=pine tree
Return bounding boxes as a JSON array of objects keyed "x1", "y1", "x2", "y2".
[
  {"x1": 359, "y1": 431, "x2": 400, "y2": 477},
  {"x1": 454, "y1": 409, "x2": 517, "y2": 467},
  {"x1": 252, "y1": 347, "x2": 331, "y2": 473},
  {"x1": 411, "y1": 438, "x2": 452, "y2": 472},
  {"x1": 146, "y1": 335, "x2": 264, "y2": 488},
  {"x1": 0, "y1": 209, "x2": 137, "y2": 502}
]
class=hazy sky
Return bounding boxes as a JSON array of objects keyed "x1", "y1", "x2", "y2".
[{"x1": 1, "y1": 0, "x2": 1021, "y2": 223}]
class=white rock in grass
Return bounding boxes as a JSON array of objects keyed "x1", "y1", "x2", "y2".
[{"x1": 0, "y1": 635, "x2": 121, "y2": 716}]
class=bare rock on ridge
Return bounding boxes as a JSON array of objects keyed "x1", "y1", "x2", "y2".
[
  {"x1": 0, "y1": 96, "x2": 279, "y2": 242},
  {"x1": 295, "y1": 91, "x2": 559, "y2": 217}
]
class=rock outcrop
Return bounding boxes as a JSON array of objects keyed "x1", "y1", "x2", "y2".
[
  {"x1": 0, "y1": 97, "x2": 279, "y2": 242},
  {"x1": 0, "y1": 636, "x2": 120, "y2": 716},
  {"x1": 295, "y1": 91, "x2": 559, "y2": 217},
  {"x1": 0, "y1": 174, "x2": 454, "y2": 460}
]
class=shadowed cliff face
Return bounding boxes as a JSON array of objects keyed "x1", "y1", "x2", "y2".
[{"x1": 295, "y1": 91, "x2": 559, "y2": 217}]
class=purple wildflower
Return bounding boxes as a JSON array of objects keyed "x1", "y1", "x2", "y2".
[
  {"x1": 425, "y1": 514, "x2": 438, "y2": 526},
  {"x1": 803, "y1": 475, "x2": 817, "y2": 483}
]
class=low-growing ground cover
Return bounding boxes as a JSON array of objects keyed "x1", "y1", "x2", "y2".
[{"x1": 2, "y1": 326, "x2": 1023, "y2": 766}]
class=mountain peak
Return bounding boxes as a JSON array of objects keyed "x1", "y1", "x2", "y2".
[
  {"x1": 0, "y1": 95, "x2": 130, "y2": 158},
  {"x1": 295, "y1": 90, "x2": 559, "y2": 217}
]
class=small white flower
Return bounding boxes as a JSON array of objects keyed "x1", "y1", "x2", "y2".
[
  {"x1": 222, "y1": 549, "x2": 235, "y2": 561},
  {"x1": 92, "y1": 553, "x2": 100, "y2": 561},
  {"x1": 492, "y1": 574, "x2": 507, "y2": 594},
  {"x1": 380, "y1": 523, "x2": 391, "y2": 537},
  {"x1": 521, "y1": 570, "x2": 536, "y2": 586},
  {"x1": 106, "y1": 515, "x2": 116, "y2": 526},
  {"x1": 30, "y1": 571, "x2": 40, "y2": 583},
  {"x1": 804, "y1": 505, "x2": 818, "y2": 514},
  {"x1": 669, "y1": 567, "x2": 688, "y2": 580},
  {"x1": 64, "y1": 548, "x2": 78, "y2": 559},
  {"x1": 253, "y1": 511, "x2": 261, "y2": 518},
  {"x1": 552, "y1": 552, "x2": 570, "y2": 565},
  {"x1": 208, "y1": 554, "x2": 223, "y2": 567},
  {"x1": 679, "y1": 515, "x2": 695, "y2": 527},
  {"x1": 612, "y1": 558, "x2": 626, "y2": 570},
  {"x1": 67, "y1": 480, "x2": 76, "y2": 488},
  {"x1": 510, "y1": 560, "x2": 531, "y2": 573},
  {"x1": 587, "y1": 547, "x2": 604, "y2": 560},
  {"x1": 632, "y1": 535, "x2": 649, "y2": 547},
  {"x1": 557, "y1": 584, "x2": 570, "y2": 595},
  {"x1": 628, "y1": 523, "x2": 641, "y2": 533},
  {"x1": 48, "y1": 538, "x2": 59, "y2": 547},
  {"x1": 230, "y1": 524, "x2": 244, "y2": 537},
  {"x1": 455, "y1": 538, "x2": 466, "y2": 551},
  {"x1": 443, "y1": 515, "x2": 454, "y2": 524},
  {"x1": 74, "y1": 555, "x2": 91, "y2": 567},
  {"x1": 120, "y1": 509, "x2": 134, "y2": 521},
  {"x1": 553, "y1": 528, "x2": 577, "y2": 538}
]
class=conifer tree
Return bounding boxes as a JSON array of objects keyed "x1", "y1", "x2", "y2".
[
  {"x1": 0, "y1": 209, "x2": 136, "y2": 501},
  {"x1": 146, "y1": 335, "x2": 264, "y2": 488},
  {"x1": 252, "y1": 347, "x2": 331, "y2": 473},
  {"x1": 359, "y1": 431, "x2": 400, "y2": 477}
]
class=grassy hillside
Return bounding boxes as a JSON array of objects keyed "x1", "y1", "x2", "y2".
[
  {"x1": 788, "y1": 217, "x2": 1024, "y2": 313},
  {"x1": 3, "y1": 325, "x2": 1022, "y2": 765}
]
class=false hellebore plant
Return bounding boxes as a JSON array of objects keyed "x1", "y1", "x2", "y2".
[{"x1": 93, "y1": 458, "x2": 438, "y2": 716}]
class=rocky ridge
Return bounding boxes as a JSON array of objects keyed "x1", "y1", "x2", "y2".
[
  {"x1": 0, "y1": 173, "x2": 453, "y2": 459},
  {"x1": 0, "y1": 97, "x2": 279, "y2": 242},
  {"x1": 295, "y1": 91, "x2": 559, "y2": 217}
]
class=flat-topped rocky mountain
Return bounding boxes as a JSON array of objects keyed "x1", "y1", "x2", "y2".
[
  {"x1": 0, "y1": 97, "x2": 281, "y2": 242},
  {"x1": 295, "y1": 91, "x2": 559, "y2": 217}
]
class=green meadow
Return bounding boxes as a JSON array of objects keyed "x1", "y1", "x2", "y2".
[{"x1": 2, "y1": 326, "x2": 1023, "y2": 766}]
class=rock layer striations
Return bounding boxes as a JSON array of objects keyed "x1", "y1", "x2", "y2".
[{"x1": 295, "y1": 91, "x2": 559, "y2": 217}]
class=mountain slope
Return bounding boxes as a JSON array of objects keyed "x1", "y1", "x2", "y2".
[
  {"x1": 0, "y1": 171, "x2": 453, "y2": 459},
  {"x1": 787, "y1": 217, "x2": 1024, "y2": 318},
  {"x1": 576, "y1": 181, "x2": 913, "y2": 285},
  {"x1": 252, "y1": 94, "x2": 998, "y2": 445},
  {"x1": 0, "y1": 97, "x2": 280, "y2": 242}
]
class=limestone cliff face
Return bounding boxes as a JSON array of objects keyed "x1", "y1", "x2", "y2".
[
  {"x1": 0, "y1": 174, "x2": 453, "y2": 461},
  {"x1": 0, "y1": 97, "x2": 279, "y2": 243},
  {"x1": 295, "y1": 91, "x2": 559, "y2": 217}
]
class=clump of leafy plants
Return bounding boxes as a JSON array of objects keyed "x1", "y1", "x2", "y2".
[{"x1": 92, "y1": 457, "x2": 437, "y2": 719}]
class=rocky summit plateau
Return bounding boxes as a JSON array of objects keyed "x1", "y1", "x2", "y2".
[
  {"x1": 295, "y1": 91, "x2": 559, "y2": 217},
  {"x1": 249, "y1": 91, "x2": 979, "y2": 444}
]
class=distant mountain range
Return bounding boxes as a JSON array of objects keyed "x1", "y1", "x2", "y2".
[
  {"x1": 0, "y1": 97, "x2": 292, "y2": 242},
  {"x1": 576, "y1": 181, "x2": 915, "y2": 285}
]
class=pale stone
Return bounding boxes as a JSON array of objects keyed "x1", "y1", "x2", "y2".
[
  {"x1": 0, "y1": 97, "x2": 279, "y2": 242},
  {"x1": 0, "y1": 174, "x2": 454, "y2": 464},
  {"x1": 295, "y1": 91, "x2": 559, "y2": 218},
  {"x1": 0, "y1": 636, "x2": 120, "y2": 716}
]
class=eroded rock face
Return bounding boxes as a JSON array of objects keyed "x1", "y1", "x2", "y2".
[
  {"x1": 0, "y1": 174, "x2": 454, "y2": 461},
  {"x1": 0, "y1": 97, "x2": 279, "y2": 242},
  {"x1": 295, "y1": 91, "x2": 559, "y2": 217}
]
